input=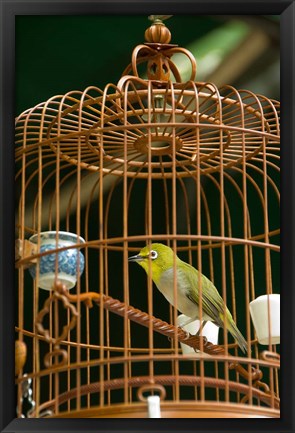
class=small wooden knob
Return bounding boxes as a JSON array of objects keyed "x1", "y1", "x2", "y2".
[
  {"x1": 145, "y1": 22, "x2": 171, "y2": 44},
  {"x1": 15, "y1": 340, "x2": 27, "y2": 376}
]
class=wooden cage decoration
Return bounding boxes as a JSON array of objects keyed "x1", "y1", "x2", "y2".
[{"x1": 15, "y1": 16, "x2": 280, "y2": 418}]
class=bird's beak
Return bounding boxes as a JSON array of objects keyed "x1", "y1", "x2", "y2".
[{"x1": 128, "y1": 254, "x2": 143, "y2": 262}]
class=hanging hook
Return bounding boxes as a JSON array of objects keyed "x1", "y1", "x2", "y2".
[{"x1": 148, "y1": 15, "x2": 173, "y2": 24}]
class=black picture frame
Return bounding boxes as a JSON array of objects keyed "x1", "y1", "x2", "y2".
[{"x1": 0, "y1": 1, "x2": 294, "y2": 432}]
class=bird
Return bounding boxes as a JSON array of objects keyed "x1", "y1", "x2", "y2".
[{"x1": 128, "y1": 243, "x2": 248, "y2": 353}]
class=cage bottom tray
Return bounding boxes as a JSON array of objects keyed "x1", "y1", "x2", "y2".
[{"x1": 51, "y1": 401, "x2": 279, "y2": 418}]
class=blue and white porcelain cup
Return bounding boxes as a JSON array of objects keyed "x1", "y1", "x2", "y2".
[{"x1": 28, "y1": 231, "x2": 85, "y2": 290}]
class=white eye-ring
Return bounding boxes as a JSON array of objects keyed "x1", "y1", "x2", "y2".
[{"x1": 150, "y1": 250, "x2": 158, "y2": 260}]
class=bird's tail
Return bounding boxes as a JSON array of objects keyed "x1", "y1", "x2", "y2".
[{"x1": 227, "y1": 319, "x2": 248, "y2": 354}]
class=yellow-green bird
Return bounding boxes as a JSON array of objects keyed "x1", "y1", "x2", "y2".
[{"x1": 128, "y1": 243, "x2": 248, "y2": 353}]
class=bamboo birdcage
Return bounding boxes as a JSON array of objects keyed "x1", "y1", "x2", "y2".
[{"x1": 15, "y1": 16, "x2": 280, "y2": 418}]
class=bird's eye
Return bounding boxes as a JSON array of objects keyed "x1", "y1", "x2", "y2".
[{"x1": 150, "y1": 250, "x2": 158, "y2": 260}]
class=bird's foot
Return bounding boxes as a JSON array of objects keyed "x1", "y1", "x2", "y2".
[
  {"x1": 195, "y1": 320, "x2": 207, "y2": 337},
  {"x1": 184, "y1": 329, "x2": 190, "y2": 339}
]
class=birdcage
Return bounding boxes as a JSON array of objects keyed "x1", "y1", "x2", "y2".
[{"x1": 15, "y1": 16, "x2": 280, "y2": 418}]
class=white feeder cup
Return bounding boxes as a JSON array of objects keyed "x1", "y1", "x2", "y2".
[
  {"x1": 147, "y1": 395, "x2": 161, "y2": 418},
  {"x1": 177, "y1": 314, "x2": 219, "y2": 355},
  {"x1": 249, "y1": 294, "x2": 280, "y2": 345}
]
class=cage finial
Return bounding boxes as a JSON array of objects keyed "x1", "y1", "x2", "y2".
[
  {"x1": 120, "y1": 14, "x2": 196, "y2": 83},
  {"x1": 145, "y1": 15, "x2": 172, "y2": 44}
]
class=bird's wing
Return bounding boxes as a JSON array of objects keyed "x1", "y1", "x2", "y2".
[{"x1": 179, "y1": 261, "x2": 225, "y2": 327}]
